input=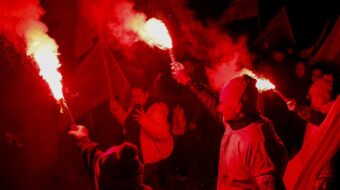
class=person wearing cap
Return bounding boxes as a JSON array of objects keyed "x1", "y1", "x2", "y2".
[
  {"x1": 68, "y1": 125, "x2": 151, "y2": 190},
  {"x1": 171, "y1": 62, "x2": 288, "y2": 189}
]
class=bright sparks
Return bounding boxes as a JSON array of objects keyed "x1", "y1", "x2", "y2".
[
  {"x1": 26, "y1": 25, "x2": 63, "y2": 100},
  {"x1": 138, "y1": 18, "x2": 172, "y2": 50},
  {"x1": 241, "y1": 69, "x2": 276, "y2": 92}
]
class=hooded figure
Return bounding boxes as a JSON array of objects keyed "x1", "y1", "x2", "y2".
[
  {"x1": 69, "y1": 125, "x2": 151, "y2": 190},
  {"x1": 216, "y1": 75, "x2": 288, "y2": 189}
]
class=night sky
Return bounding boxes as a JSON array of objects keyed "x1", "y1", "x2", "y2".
[{"x1": 188, "y1": 0, "x2": 339, "y2": 49}]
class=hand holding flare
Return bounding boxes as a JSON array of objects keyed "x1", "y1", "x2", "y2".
[
  {"x1": 68, "y1": 125, "x2": 89, "y2": 140},
  {"x1": 171, "y1": 62, "x2": 191, "y2": 85}
]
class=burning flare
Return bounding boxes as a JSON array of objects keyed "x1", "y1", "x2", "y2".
[
  {"x1": 255, "y1": 79, "x2": 276, "y2": 92},
  {"x1": 138, "y1": 18, "x2": 173, "y2": 50},
  {"x1": 26, "y1": 24, "x2": 63, "y2": 101},
  {"x1": 241, "y1": 69, "x2": 276, "y2": 92}
]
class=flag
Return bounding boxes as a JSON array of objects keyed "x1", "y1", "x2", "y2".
[
  {"x1": 284, "y1": 95, "x2": 340, "y2": 189},
  {"x1": 256, "y1": 6, "x2": 295, "y2": 48},
  {"x1": 310, "y1": 16, "x2": 340, "y2": 64},
  {"x1": 44, "y1": 0, "x2": 130, "y2": 119},
  {"x1": 66, "y1": 42, "x2": 129, "y2": 118},
  {"x1": 219, "y1": 0, "x2": 258, "y2": 24}
]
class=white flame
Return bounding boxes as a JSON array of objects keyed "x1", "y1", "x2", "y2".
[
  {"x1": 25, "y1": 22, "x2": 63, "y2": 100},
  {"x1": 138, "y1": 18, "x2": 173, "y2": 50},
  {"x1": 241, "y1": 69, "x2": 275, "y2": 92}
]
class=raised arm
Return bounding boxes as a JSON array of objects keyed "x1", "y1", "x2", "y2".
[
  {"x1": 68, "y1": 125, "x2": 102, "y2": 179},
  {"x1": 171, "y1": 62, "x2": 222, "y2": 123},
  {"x1": 133, "y1": 103, "x2": 172, "y2": 141},
  {"x1": 287, "y1": 99, "x2": 326, "y2": 126}
]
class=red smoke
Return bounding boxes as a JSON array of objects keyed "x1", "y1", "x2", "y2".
[
  {"x1": 79, "y1": 0, "x2": 252, "y2": 90},
  {"x1": 0, "y1": 0, "x2": 64, "y2": 101},
  {"x1": 0, "y1": 0, "x2": 252, "y2": 92},
  {"x1": 205, "y1": 55, "x2": 240, "y2": 92},
  {"x1": 205, "y1": 36, "x2": 252, "y2": 91},
  {"x1": 148, "y1": 0, "x2": 252, "y2": 91},
  {"x1": 80, "y1": 0, "x2": 146, "y2": 45},
  {"x1": 0, "y1": 0, "x2": 44, "y2": 51}
]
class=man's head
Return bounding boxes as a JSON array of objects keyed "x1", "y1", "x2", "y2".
[
  {"x1": 309, "y1": 79, "x2": 332, "y2": 109},
  {"x1": 272, "y1": 49, "x2": 286, "y2": 63},
  {"x1": 218, "y1": 75, "x2": 258, "y2": 121},
  {"x1": 98, "y1": 143, "x2": 144, "y2": 189},
  {"x1": 131, "y1": 85, "x2": 149, "y2": 106},
  {"x1": 295, "y1": 61, "x2": 306, "y2": 78},
  {"x1": 311, "y1": 67, "x2": 323, "y2": 82}
]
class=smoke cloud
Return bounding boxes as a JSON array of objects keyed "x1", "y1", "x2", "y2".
[
  {"x1": 0, "y1": 0, "x2": 63, "y2": 100},
  {"x1": 79, "y1": 0, "x2": 252, "y2": 91},
  {"x1": 0, "y1": 0, "x2": 45, "y2": 51},
  {"x1": 0, "y1": 0, "x2": 252, "y2": 91},
  {"x1": 79, "y1": 0, "x2": 146, "y2": 45}
]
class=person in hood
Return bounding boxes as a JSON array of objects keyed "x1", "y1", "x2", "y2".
[
  {"x1": 171, "y1": 62, "x2": 288, "y2": 189},
  {"x1": 68, "y1": 125, "x2": 151, "y2": 190}
]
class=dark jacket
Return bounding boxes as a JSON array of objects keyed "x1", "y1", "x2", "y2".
[{"x1": 76, "y1": 137, "x2": 151, "y2": 190}]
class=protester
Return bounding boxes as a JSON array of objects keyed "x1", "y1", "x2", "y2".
[
  {"x1": 171, "y1": 62, "x2": 288, "y2": 189},
  {"x1": 68, "y1": 125, "x2": 151, "y2": 190}
]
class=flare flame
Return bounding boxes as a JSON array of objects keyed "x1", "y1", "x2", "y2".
[
  {"x1": 138, "y1": 18, "x2": 172, "y2": 50},
  {"x1": 26, "y1": 24, "x2": 63, "y2": 100},
  {"x1": 241, "y1": 69, "x2": 276, "y2": 92}
]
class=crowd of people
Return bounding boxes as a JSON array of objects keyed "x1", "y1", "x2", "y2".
[{"x1": 67, "y1": 44, "x2": 339, "y2": 190}]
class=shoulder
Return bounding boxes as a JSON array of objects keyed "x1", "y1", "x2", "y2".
[{"x1": 236, "y1": 118, "x2": 273, "y2": 145}]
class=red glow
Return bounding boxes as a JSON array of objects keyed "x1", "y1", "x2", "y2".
[
  {"x1": 205, "y1": 55, "x2": 240, "y2": 91},
  {"x1": 204, "y1": 36, "x2": 252, "y2": 92},
  {"x1": 26, "y1": 22, "x2": 64, "y2": 101},
  {"x1": 105, "y1": 2, "x2": 173, "y2": 50},
  {"x1": 0, "y1": 0, "x2": 64, "y2": 101}
]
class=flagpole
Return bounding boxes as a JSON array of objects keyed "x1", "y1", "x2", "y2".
[
  {"x1": 60, "y1": 98, "x2": 76, "y2": 125},
  {"x1": 99, "y1": 40, "x2": 115, "y2": 100}
]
